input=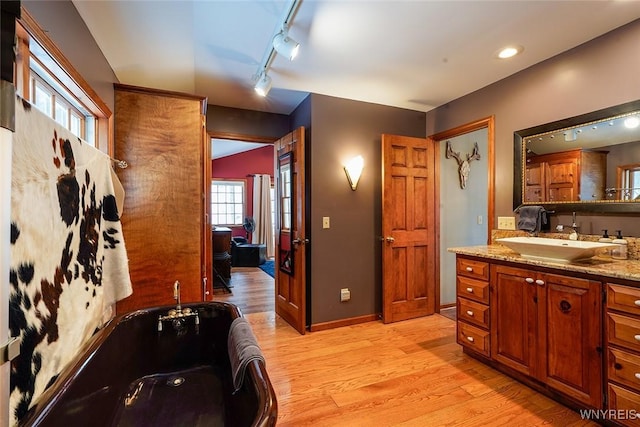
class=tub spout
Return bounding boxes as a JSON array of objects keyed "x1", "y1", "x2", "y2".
[{"x1": 174, "y1": 280, "x2": 182, "y2": 313}]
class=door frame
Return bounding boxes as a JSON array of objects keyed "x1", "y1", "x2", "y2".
[
  {"x1": 209, "y1": 131, "x2": 277, "y2": 290},
  {"x1": 430, "y1": 116, "x2": 495, "y2": 310}
]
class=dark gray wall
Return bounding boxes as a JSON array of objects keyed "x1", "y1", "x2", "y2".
[
  {"x1": 308, "y1": 94, "x2": 425, "y2": 324},
  {"x1": 426, "y1": 19, "x2": 640, "y2": 236},
  {"x1": 23, "y1": 0, "x2": 119, "y2": 112}
]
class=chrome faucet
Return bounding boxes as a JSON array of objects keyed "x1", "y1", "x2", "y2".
[
  {"x1": 555, "y1": 211, "x2": 579, "y2": 240},
  {"x1": 173, "y1": 280, "x2": 182, "y2": 314},
  {"x1": 157, "y1": 280, "x2": 199, "y2": 332}
]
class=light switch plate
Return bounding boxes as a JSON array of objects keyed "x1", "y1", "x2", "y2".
[
  {"x1": 322, "y1": 216, "x2": 330, "y2": 229},
  {"x1": 498, "y1": 216, "x2": 516, "y2": 230}
]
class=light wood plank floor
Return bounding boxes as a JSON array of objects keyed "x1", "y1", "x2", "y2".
[{"x1": 214, "y1": 268, "x2": 599, "y2": 426}]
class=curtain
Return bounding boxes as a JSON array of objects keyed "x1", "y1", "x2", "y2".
[{"x1": 252, "y1": 174, "x2": 274, "y2": 257}]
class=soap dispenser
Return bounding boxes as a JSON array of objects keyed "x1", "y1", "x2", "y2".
[
  {"x1": 599, "y1": 229, "x2": 613, "y2": 258},
  {"x1": 611, "y1": 230, "x2": 628, "y2": 260}
]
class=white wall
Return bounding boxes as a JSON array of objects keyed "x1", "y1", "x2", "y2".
[
  {"x1": 1, "y1": 127, "x2": 12, "y2": 427},
  {"x1": 439, "y1": 128, "x2": 488, "y2": 305}
]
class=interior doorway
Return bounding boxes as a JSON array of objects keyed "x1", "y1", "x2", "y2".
[
  {"x1": 210, "y1": 132, "x2": 277, "y2": 313},
  {"x1": 431, "y1": 117, "x2": 495, "y2": 311}
]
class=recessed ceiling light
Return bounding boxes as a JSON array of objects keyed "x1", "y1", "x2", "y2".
[{"x1": 497, "y1": 45, "x2": 523, "y2": 59}]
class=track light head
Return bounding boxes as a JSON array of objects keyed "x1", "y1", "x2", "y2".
[
  {"x1": 254, "y1": 72, "x2": 272, "y2": 97},
  {"x1": 273, "y1": 28, "x2": 300, "y2": 61}
]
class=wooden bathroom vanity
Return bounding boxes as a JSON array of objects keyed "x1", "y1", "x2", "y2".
[{"x1": 450, "y1": 244, "x2": 640, "y2": 426}]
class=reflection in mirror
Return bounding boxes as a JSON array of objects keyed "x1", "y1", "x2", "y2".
[
  {"x1": 616, "y1": 163, "x2": 640, "y2": 200},
  {"x1": 513, "y1": 100, "x2": 640, "y2": 213},
  {"x1": 278, "y1": 152, "x2": 293, "y2": 275}
]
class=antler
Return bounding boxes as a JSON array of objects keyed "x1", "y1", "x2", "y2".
[
  {"x1": 467, "y1": 142, "x2": 481, "y2": 162},
  {"x1": 445, "y1": 141, "x2": 463, "y2": 165}
]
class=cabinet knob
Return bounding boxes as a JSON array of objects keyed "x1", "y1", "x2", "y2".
[
  {"x1": 634, "y1": 300, "x2": 640, "y2": 307},
  {"x1": 466, "y1": 287, "x2": 474, "y2": 293},
  {"x1": 635, "y1": 373, "x2": 640, "y2": 381},
  {"x1": 525, "y1": 278, "x2": 534, "y2": 284},
  {"x1": 465, "y1": 267, "x2": 473, "y2": 272},
  {"x1": 634, "y1": 335, "x2": 640, "y2": 342},
  {"x1": 466, "y1": 310, "x2": 474, "y2": 317},
  {"x1": 535, "y1": 279, "x2": 545, "y2": 286},
  {"x1": 466, "y1": 336, "x2": 475, "y2": 343}
]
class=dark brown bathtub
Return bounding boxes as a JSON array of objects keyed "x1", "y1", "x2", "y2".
[{"x1": 19, "y1": 302, "x2": 277, "y2": 427}]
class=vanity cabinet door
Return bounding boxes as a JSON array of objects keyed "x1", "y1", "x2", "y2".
[
  {"x1": 491, "y1": 265, "x2": 539, "y2": 377},
  {"x1": 541, "y1": 274, "x2": 602, "y2": 408}
]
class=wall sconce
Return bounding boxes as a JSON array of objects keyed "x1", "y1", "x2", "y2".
[{"x1": 344, "y1": 155, "x2": 364, "y2": 191}]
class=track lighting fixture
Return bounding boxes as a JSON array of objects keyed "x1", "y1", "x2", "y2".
[
  {"x1": 251, "y1": 0, "x2": 301, "y2": 98},
  {"x1": 254, "y1": 72, "x2": 272, "y2": 97},
  {"x1": 273, "y1": 25, "x2": 300, "y2": 61}
]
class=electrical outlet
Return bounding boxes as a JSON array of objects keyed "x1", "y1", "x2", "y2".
[
  {"x1": 498, "y1": 216, "x2": 516, "y2": 230},
  {"x1": 340, "y1": 288, "x2": 350, "y2": 302},
  {"x1": 323, "y1": 216, "x2": 330, "y2": 229}
]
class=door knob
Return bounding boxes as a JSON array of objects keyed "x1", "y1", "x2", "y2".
[{"x1": 385, "y1": 236, "x2": 395, "y2": 243}]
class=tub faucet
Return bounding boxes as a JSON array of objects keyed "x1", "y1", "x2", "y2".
[{"x1": 174, "y1": 280, "x2": 182, "y2": 314}]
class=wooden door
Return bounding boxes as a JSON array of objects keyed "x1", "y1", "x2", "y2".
[
  {"x1": 541, "y1": 273, "x2": 602, "y2": 407},
  {"x1": 114, "y1": 84, "x2": 209, "y2": 313},
  {"x1": 274, "y1": 127, "x2": 307, "y2": 334},
  {"x1": 491, "y1": 265, "x2": 538, "y2": 376},
  {"x1": 381, "y1": 134, "x2": 436, "y2": 323}
]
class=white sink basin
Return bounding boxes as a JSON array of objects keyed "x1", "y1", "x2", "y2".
[{"x1": 496, "y1": 236, "x2": 618, "y2": 263}]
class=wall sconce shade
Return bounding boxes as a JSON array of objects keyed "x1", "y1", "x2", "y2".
[
  {"x1": 254, "y1": 72, "x2": 272, "y2": 97},
  {"x1": 344, "y1": 155, "x2": 364, "y2": 190},
  {"x1": 273, "y1": 30, "x2": 300, "y2": 61}
]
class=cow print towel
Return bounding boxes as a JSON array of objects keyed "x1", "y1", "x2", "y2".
[{"x1": 9, "y1": 97, "x2": 132, "y2": 425}]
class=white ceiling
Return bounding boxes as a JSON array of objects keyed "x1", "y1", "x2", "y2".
[
  {"x1": 72, "y1": 1, "x2": 640, "y2": 117},
  {"x1": 212, "y1": 138, "x2": 272, "y2": 159}
]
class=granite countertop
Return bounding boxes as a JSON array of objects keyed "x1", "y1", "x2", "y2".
[{"x1": 448, "y1": 244, "x2": 640, "y2": 282}]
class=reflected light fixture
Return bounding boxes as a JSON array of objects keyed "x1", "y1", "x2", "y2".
[
  {"x1": 273, "y1": 25, "x2": 300, "y2": 61},
  {"x1": 344, "y1": 155, "x2": 364, "y2": 191},
  {"x1": 624, "y1": 116, "x2": 640, "y2": 129},
  {"x1": 254, "y1": 72, "x2": 272, "y2": 97}
]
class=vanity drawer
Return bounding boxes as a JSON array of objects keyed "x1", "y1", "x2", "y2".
[
  {"x1": 457, "y1": 297, "x2": 489, "y2": 330},
  {"x1": 457, "y1": 321, "x2": 490, "y2": 357},
  {"x1": 609, "y1": 348, "x2": 640, "y2": 392},
  {"x1": 457, "y1": 276, "x2": 489, "y2": 305},
  {"x1": 607, "y1": 313, "x2": 640, "y2": 352},
  {"x1": 456, "y1": 258, "x2": 489, "y2": 281},
  {"x1": 608, "y1": 383, "x2": 640, "y2": 427},
  {"x1": 608, "y1": 284, "x2": 640, "y2": 317}
]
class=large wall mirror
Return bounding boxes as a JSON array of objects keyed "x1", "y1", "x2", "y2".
[{"x1": 513, "y1": 99, "x2": 640, "y2": 213}]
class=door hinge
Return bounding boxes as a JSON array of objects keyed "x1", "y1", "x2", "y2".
[{"x1": 1, "y1": 336, "x2": 21, "y2": 365}]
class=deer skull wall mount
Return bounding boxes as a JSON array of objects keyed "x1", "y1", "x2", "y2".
[{"x1": 446, "y1": 141, "x2": 481, "y2": 189}]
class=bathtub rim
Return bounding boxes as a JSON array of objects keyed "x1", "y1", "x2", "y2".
[{"x1": 18, "y1": 301, "x2": 277, "y2": 427}]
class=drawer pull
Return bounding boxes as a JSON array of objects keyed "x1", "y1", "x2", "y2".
[
  {"x1": 525, "y1": 278, "x2": 534, "y2": 284},
  {"x1": 466, "y1": 310, "x2": 474, "y2": 317},
  {"x1": 535, "y1": 279, "x2": 545, "y2": 286},
  {"x1": 635, "y1": 300, "x2": 640, "y2": 307},
  {"x1": 635, "y1": 373, "x2": 640, "y2": 380},
  {"x1": 466, "y1": 336, "x2": 475, "y2": 343},
  {"x1": 465, "y1": 267, "x2": 473, "y2": 272},
  {"x1": 466, "y1": 287, "x2": 474, "y2": 293}
]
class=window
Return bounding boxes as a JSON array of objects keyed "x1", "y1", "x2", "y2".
[
  {"x1": 211, "y1": 180, "x2": 245, "y2": 225},
  {"x1": 280, "y1": 163, "x2": 291, "y2": 230},
  {"x1": 16, "y1": 9, "x2": 111, "y2": 153},
  {"x1": 29, "y1": 54, "x2": 95, "y2": 144}
]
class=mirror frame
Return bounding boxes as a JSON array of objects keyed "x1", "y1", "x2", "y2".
[{"x1": 513, "y1": 99, "x2": 640, "y2": 213}]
